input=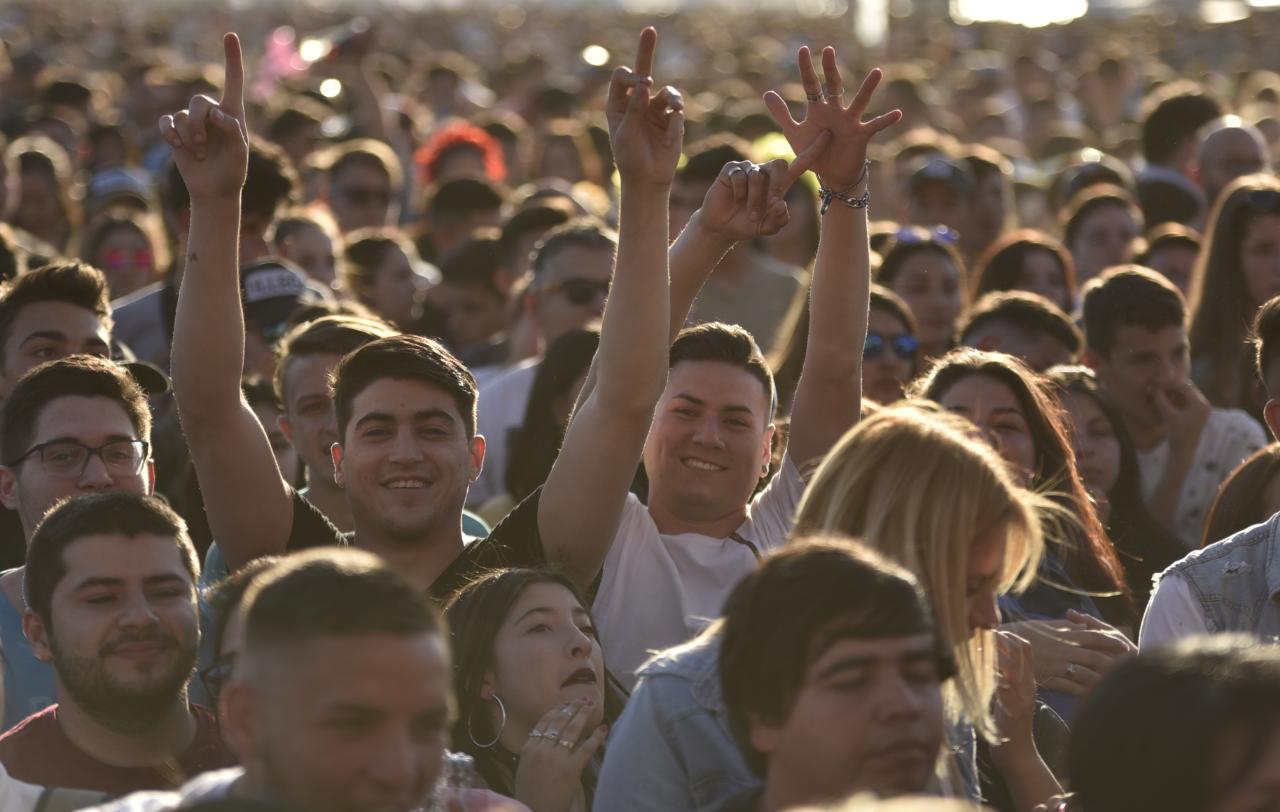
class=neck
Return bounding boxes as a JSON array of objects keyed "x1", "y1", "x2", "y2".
[
  {"x1": 646, "y1": 487, "x2": 748, "y2": 538},
  {"x1": 353, "y1": 520, "x2": 465, "y2": 591},
  {"x1": 302, "y1": 475, "x2": 353, "y2": 533},
  {"x1": 55, "y1": 693, "x2": 196, "y2": 768},
  {"x1": 759, "y1": 769, "x2": 825, "y2": 812}
]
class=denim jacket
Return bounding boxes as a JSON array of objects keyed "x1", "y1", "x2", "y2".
[
  {"x1": 593, "y1": 631, "x2": 759, "y2": 812},
  {"x1": 1165, "y1": 512, "x2": 1280, "y2": 639}
]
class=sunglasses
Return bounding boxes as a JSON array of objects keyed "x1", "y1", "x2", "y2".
[
  {"x1": 541, "y1": 277, "x2": 611, "y2": 306},
  {"x1": 894, "y1": 225, "x2": 961, "y2": 246},
  {"x1": 99, "y1": 248, "x2": 155, "y2": 271},
  {"x1": 864, "y1": 331, "x2": 919, "y2": 361},
  {"x1": 1246, "y1": 189, "x2": 1280, "y2": 210}
]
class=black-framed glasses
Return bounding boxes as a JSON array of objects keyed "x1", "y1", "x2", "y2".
[
  {"x1": 541, "y1": 277, "x2": 611, "y2": 306},
  {"x1": 864, "y1": 331, "x2": 919, "y2": 361},
  {"x1": 199, "y1": 657, "x2": 235, "y2": 703},
  {"x1": 8, "y1": 439, "x2": 150, "y2": 479}
]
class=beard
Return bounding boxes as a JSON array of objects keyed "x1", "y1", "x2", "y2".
[{"x1": 50, "y1": 628, "x2": 199, "y2": 735}]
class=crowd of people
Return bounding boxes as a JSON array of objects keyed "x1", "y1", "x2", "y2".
[{"x1": 2, "y1": 1, "x2": 1280, "y2": 810}]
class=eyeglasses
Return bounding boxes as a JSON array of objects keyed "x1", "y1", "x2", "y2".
[
  {"x1": 540, "y1": 277, "x2": 611, "y2": 306},
  {"x1": 199, "y1": 657, "x2": 235, "y2": 703},
  {"x1": 8, "y1": 439, "x2": 150, "y2": 479},
  {"x1": 894, "y1": 225, "x2": 961, "y2": 246},
  {"x1": 864, "y1": 331, "x2": 919, "y2": 361},
  {"x1": 334, "y1": 185, "x2": 391, "y2": 208},
  {"x1": 99, "y1": 249, "x2": 155, "y2": 271}
]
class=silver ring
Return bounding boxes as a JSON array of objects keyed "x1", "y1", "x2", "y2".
[
  {"x1": 1065, "y1": 662, "x2": 1077, "y2": 679},
  {"x1": 727, "y1": 166, "x2": 747, "y2": 178},
  {"x1": 544, "y1": 730, "x2": 561, "y2": 742},
  {"x1": 529, "y1": 729, "x2": 544, "y2": 739},
  {"x1": 822, "y1": 87, "x2": 844, "y2": 101}
]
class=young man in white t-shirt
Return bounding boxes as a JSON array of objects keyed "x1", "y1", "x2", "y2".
[{"x1": 534, "y1": 40, "x2": 902, "y2": 686}]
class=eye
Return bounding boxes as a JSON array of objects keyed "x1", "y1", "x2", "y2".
[
  {"x1": 526, "y1": 623, "x2": 551, "y2": 634},
  {"x1": 579, "y1": 624, "x2": 598, "y2": 639},
  {"x1": 84, "y1": 592, "x2": 116, "y2": 605}
]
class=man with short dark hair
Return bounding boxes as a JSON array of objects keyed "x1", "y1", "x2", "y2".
[
  {"x1": 716, "y1": 538, "x2": 953, "y2": 810},
  {"x1": 906, "y1": 155, "x2": 973, "y2": 237},
  {"x1": 1082, "y1": 266, "x2": 1265, "y2": 547},
  {"x1": 1142, "y1": 294, "x2": 1280, "y2": 647},
  {"x1": 959, "y1": 290, "x2": 1080, "y2": 373},
  {"x1": 0, "y1": 356, "x2": 155, "y2": 729},
  {"x1": 1135, "y1": 82, "x2": 1222, "y2": 227},
  {"x1": 422, "y1": 176, "x2": 505, "y2": 261},
  {"x1": 436, "y1": 233, "x2": 514, "y2": 369},
  {"x1": 319, "y1": 138, "x2": 402, "y2": 234},
  {"x1": 0, "y1": 492, "x2": 232, "y2": 793},
  {"x1": 83, "y1": 546, "x2": 454, "y2": 812}
]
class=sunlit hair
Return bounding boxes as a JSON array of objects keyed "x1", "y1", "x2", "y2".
[
  {"x1": 972, "y1": 229, "x2": 1077, "y2": 313},
  {"x1": 1189, "y1": 173, "x2": 1280, "y2": 410},
  {"x1": 793, "y1": 402, "x2": 1044, "y2": 736}
]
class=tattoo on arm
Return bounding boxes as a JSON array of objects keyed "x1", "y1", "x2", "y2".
[{"x1": 187, "y1": 252, "x2": 199, "y2": 263}]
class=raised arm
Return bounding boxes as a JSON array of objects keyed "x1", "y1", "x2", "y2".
[
  {"x1": 764, "y1": 48, "x2": 901, "y2": 467},
  {"x1": 161, "y1": 34, "x2": 294, "y2": 572},
  {"x1": 538, "y1": 28, "x2": 684, "y2": 590}
]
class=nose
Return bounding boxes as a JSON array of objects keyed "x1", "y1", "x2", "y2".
[
  {"x1": 78, "y1": 451, "x2": 115, "y2": 490},
  {"x1": 117, "y1": 590, "x2": 162, "y2": 629},
  {"x1": 568, "y1": 625, "x2": 594, "y2": 659},
  {"x1": 878, "y1": 671, "x2": 928, "y2": 720},
  {"x1": 968, "y1": 590, "x2": 1001, "y2": 633},
  {"x1": 387, "y1": 428, "x2": 424, "y2": 463},
  {"x1": 364, "y1": 729, "x2": 420, "y2": 796},
  {"x1": 691, "y1": 415, "x2": 724, "y2": 449}
]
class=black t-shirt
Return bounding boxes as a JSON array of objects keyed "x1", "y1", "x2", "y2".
[{"x1": 286, "y1": 487, "x2": 546, "y2": 600}]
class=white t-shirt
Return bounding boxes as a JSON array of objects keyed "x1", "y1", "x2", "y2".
[
  {"x1": 1136, "y1": 408, "x2": 1266, "y2": 549},
  {"x1": 0, "y1": 764, "x2": 42, "y2": 812},
  {"x1": 592, "y1": 458, "x2": 807, "y2": 690},
  {"x1": 469, "y1": 360, "x2": 539, "y2": 509},
  {"x1": 1138, "y1": 571, "x2": 1210, "y2": 651}
]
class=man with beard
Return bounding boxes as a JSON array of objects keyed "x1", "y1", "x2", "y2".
[{"x1": 0, "y1": 491, "x2": 232, "y2": 793}]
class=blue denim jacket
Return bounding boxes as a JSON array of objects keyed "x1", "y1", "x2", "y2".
[
  {"x1": 593, "y1": 631, "x2": 759, "y2": 812},
  {"x1": 1165, "y1": 511, "x2": 1280, "y2": 639}
]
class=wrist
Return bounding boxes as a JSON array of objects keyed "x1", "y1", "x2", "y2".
[{"x1": 686, "y1": 211, "x2": 738, "y2": 248}]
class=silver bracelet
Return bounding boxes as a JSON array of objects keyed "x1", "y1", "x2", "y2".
[{"x1": 818, "y1": 160, "x2": 871, "y2": 214}]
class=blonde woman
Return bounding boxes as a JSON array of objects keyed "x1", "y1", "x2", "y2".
[{"x1": 793, "y1": 403, "x2": 1060, "y2": 812}]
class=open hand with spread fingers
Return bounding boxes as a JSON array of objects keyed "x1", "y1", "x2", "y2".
[
  {"x1": 605, "y1": 27, "x2": 685, "y2": 188},
  {"x1": 157, "y1": 33, "x2": 249, "y2": 200},
  {"x1": 764, "y1": 46, "x2": 902, "y2": 191},
  {"x1": 696, "y1": 132, "x2": 831, "y2": 240}
]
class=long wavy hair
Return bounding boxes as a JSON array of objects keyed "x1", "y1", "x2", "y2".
[
  {"x1": 910, "y1": 349, "x2": 1135, "y2": 628},
  {"x1": 793, "y1": 402, "x2": 1044, "y2": 737}
]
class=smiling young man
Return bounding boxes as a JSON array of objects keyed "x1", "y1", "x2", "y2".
[
  {"x1": 1082, "y1": 265, "x2": 1266, "y2": 548},
  {"x1": 0, "y1": 492, "x2": 232, "y2": 794},
  {"x1": 0, "y1": 356, "x2": 155, "y2": 730}
]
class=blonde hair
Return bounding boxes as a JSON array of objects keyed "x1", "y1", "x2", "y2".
[{"x1": 793, "y1": 402, "x2": 1045, "y2": 736}]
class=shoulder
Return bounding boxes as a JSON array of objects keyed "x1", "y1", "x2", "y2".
[
  {"x1": 1207, "y1": 408, "x2": 1267, "y2": 441},
  {"x1": 636, "y1": 629, "x2": 721, "y2": 681},
  {"x1": 1168, "y1": 513, "x2": 1280, "y2": 574},
  {"x1": 0, "y1": 705, "x2": 57, "y2": 744},
  {"x1": 750, "y1": 252, "x2": 805, "y2": 286}
]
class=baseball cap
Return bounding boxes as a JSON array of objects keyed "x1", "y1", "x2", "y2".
[
  {"x1": 240, "y1": 258, "x2": 320, "y2": 340},
  {"x1": 908, "y1": 156, "x2": 977, "y2": 197}
]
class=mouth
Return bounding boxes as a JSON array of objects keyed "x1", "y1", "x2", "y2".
[
  {"x1": 107, "y1": 639, "x2": 173, "y2": 658},
  {"x1": 382, "y1": 477, "x2": 428, "y2": 490},
  {"x1": 680, "y1": 457, "x2": 726, "y2": 473},
  {"x1": 865, "y1": 739, "x2": 933, "y2": 763},
  {"x1": 561, "y1": 667, "x2": 598, "y2": 688}
]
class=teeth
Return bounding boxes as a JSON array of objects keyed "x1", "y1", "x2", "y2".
[
  {"x1": 682, "y1": 458, "x2": 724, "y2": 472},
  {"x1": 386, "y1": 479, "x2": 425, "y2": 489}
]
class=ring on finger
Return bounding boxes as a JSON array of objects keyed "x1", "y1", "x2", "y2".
[
  {"x1": 557, "y1": 738, "x2": 575, "y2": 751},
  {"x1": 529, "y1": 729, "x2": 545, "y2": 739},
  {"x1": 1065, "y1": 662, "x2": 1077, "y2": 679},
  {"x1": 805, "y1": 91, "x2": 822, "y2": 102},
  {"x1": 822, "y1": 87, "x2": 844, "y2": 101},
  {"x1": 727, "y1": 166, "x2": 747, "y2": 178},
  {"x1": 544, "y1": 730, "x2": 561, "y2": 742}
]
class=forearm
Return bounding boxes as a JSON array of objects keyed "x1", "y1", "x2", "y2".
[
  {"x1": 1148, "y1": 440, "x2": 1197, "y2": 528},
  {"x1": 590, "y1": 185, "x2": 673, "y2": 415},
  {"x1": 172, "y1": 196, "x2": 245, "y2": 424},
  {"x1": 787, "y1": 182, "x2": 868, "y2": 465},
  {"x1": 342, "y1": 62, "x2": 389, "y2": 143},
  {"x1": 668, "y1": 212, "x2": 733, "y2": 341},
  {"x1": 991, "y1": 745, "x2": 1062, "y2": 812}
]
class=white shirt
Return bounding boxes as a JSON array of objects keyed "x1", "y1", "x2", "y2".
[
  {"x1": 1136, "y1": 408, "x2": 1266, "y2": 549},
  {"x1": 0, "y1": 763, "x2": 42, "y2": 812},
  {"x1": 592, "y1": 458, "x2": 807, "y2": 690},
  {"x1": 1139, "y1": 571, "x2": 1210, "y2": 651},
  {"x1": 468, "y1": 360, "x2": 539, "y2": 509}
]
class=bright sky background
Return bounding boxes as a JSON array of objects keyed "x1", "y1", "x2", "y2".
[{"x1": 952, "y1": 0, "x2": 1089, "y2": 25}]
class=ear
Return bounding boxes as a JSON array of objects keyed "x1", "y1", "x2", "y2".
[
  {"x1": 479, "y1": 668, "x2": 496, "y2": 701},
  {"x1": 278, "y1": 414, "x2": 296, "y2": 447},
  {"x1": 1265, "y1": 399, "x2": 1280, "y2": 443},
  {"x1": 468, "y1": 435, "x2": 486, "y2": 483},
  {"x1": 145, "y1": 459, "x2": 156, "y2": 496},
  {"x1": 747, "y1": 711, "x2": 781, "y2": 759},
  {"x1": 1081, "y1": 348, "x2": 1102, "y2": 372},
  {"x1": 22, "y1": 610, "x2": 53, "y2": 664},
  {"x1": 760, "y1": 423, "x2": 777, "y2": 471},
  {"x1": 0, "y1": 465, "x2": 19, "y2": 512},
  {"x1": 331, "y1": 442, "x2": 346, "y2": 488},
  {"x1": 219, "y1": 679, "x2": 261, "y2": 768}
]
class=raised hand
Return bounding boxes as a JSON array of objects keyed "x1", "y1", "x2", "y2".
[
  {"x1": 605, "y1": 27, "x2": 685, "y2": 188},
  {"x1": 513, "y1": 700, "x2": 607, "y2": 812},
  {"x1": 695, "y1": 134, "x2": 831, "y2": 240},
  {"x1": 158, "y1": 33, "x2": 249, "y2": 200},
  {"x1": 764, "y1": 47, "x2": 902, "y2": 189}
]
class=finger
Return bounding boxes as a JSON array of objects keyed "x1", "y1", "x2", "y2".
[
  {"x1": 559, "y1": 700, "x2": 595, "y2": 747},
  {"x1": 821, "y1": 46, "x2": 844, "y2": 98},
  {"x1": 187, "y1": 95, "x2": 218, "y2": 146},
  {"x1": 663, "y1": 106, "x2": 685, "y2": 149},
  {"x1": 746, "y1": 167, "x2": 768, "y2": 223},
  {"x1": 208, "y1": 107, "x2": 245, "y2": 140},
  {"x1": 651, "y1": 85, "x2": 683, "y2": 114},
  {"x1": 781, "y1": 129, "x2": 833, "y2": 190},
  {"x1": 763, "y1": 91, "x2": 800, "y2": 134},
  {"x1": 634, "y1": 26, "x2": 656, "y2": 77},
  {"x1": 221, "y1": 33, "x2": 245, "y2": 120},
  {"x1": 798, "y1": 46, "x2": 822, "y2": 99},
  {"x1": 725, "y1": 161, "x2": 750, "y2": 200},
  {"x1": 847, "y1": 68, "x2": 883, "y2": 115},
  {"x1": 571, "y1": 725, "x2": 608, "y2": 769},
  {"x1": 606, "y1": 66, "x2": 638, "y2": 118},
  {"x1": 158, "y1": 115, "x2": 183, "y2": 149},
  {"x1": 1038, "y1": 676, "x2": 1087, "y2": 697},
  {"x1": 759, "y1": 200, "x2": 790, "y2": 236},
  {"x1": 865, "y1": 109, "x2": 904, "y2": 135},
  {"x1": 544, "y1": 702, "x2": 580, "y2": 739},
  {"x1": 172, "y1": 111, "x2": 199, "y2": 157},
  {"x1": 765, "y1": 158, "x2": 791, "y2": 203}
]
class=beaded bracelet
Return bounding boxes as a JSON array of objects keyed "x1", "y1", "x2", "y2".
[{"x1": 818, "y1": 159, "x2": 871, "y2": 214}]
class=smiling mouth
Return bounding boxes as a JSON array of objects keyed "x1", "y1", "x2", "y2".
[
  {"x1": 383, "y1": 478, "x2": 427, "y2": 490},
  {"x1": 681, "y1": 457, "x2": 726, "y2": 472},
  {"x1": 562, "y1": 667, "x2": 598, "y2": 687}
]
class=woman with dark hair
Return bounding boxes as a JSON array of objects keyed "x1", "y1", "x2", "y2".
[
  {"x1": 445, "y1": 568, "x2": 623, "y2": 812},
  {"x1": 772, "y1": 284, "x2": 918, "y2": 411},
  {"x1": 874, "y1": 226, "x2": 968, "y2": 363},
  {"x1": 477, "y1": 328, "x2": 601, "y2": 525},
  {"x1": 1060, "y1": 185, "x2": 1141, "y2": 286},
  {"x1": 1045, "y1": 366, "x2": 1185, "y2": 608},
  {"x1": 1189, "y1": 173, "x2": 1280, "y2": 417},
  {"x1": 79, "y1": 211, "x2": 168, "y2": 299},
  {"x1": 1201, "y1": 444, "x2": 1280, "y2": 547},
  {"x1": 910, "y1": 349, "x2": 1136, "y2": 719},
  {"x1": 972, "y1": 229, "x2": 1077, "y2": 313},
  {"x1": 1067, "y1": 636, "x2": 1280, "y2": 812},
  {"x1": 342, "y1": 228, "x2": 433, "y2": 329}
]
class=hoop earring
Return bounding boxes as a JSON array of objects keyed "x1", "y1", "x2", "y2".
[{"x1": 468, "y1": 694, "x2": 506, "y2": 749}]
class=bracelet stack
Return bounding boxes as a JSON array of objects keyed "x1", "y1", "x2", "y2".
[{"x1": 818, "y1": 159, "x2": 872, "y2": 214}]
